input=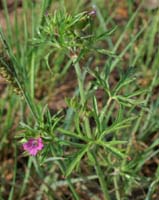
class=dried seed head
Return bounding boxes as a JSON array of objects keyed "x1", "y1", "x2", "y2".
[
  {"x1": 88, "y1": 10, "x2": 96, "y2": 17},
  {"x1": 0, "y1": 61, "x2": 23, "y2": 97}
]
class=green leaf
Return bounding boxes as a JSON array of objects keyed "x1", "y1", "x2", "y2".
[
  {"x1": 66, "y1": 144, "x2": 90, "y2": 177},
  {"x1": 125, "y1": 89, "x2": 148, "y2": 98},
  {"x1": 58, "y1": 128, "x2": 90, "y2": 142},
  {"x1": 87, "y1": 151, "x2": 96, "y2": 165},
  {"x1": 92, "y1": 96, "x2": 101, "y2": 132},
  {"x1": 19, "y1": 122, "x2": 37, "y2": 133},
  {"x1": 96, "y1": 49, "x2": 117, "y2": 57},
  {"x1": 93, "y1": 95, "x2": 99, "y2": 116},
  {"x1": 58, "y1": 140, "x2": 85, "y2": 148},
  {"x1": 96, "y1": 141, "x2": 125, "y2": 159},
  {"x1": 107, "y1": 140, "x2": 127, "y2": 145},
  {"x1": 96, "y1": 26, "x2": 117, "y2": 40},
  {"x1": 99, "y1": 117, "x2": 136, "y2": 140},
  {"x1": 116, "y1": 95, "x2": 145, "y2": 106},
  {"x1": 112, "y1": 67, "x2": 136, "y2": 95}
]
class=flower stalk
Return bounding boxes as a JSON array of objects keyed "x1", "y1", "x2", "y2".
[{"x1": 71, "y1": 54, "x2": 91, "y2": 138}]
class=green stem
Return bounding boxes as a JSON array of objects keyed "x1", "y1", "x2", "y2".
[
  {"x1": 72, "y1": 55, "x2": 91, "y2": 138},
  {"x1": 30, "y1": 53, "x2": 35, "y2": 98},
  {"x1": 72, "y1": 57, "x2": 85, "y2": 106},
  {"x1": 55, "y1": 158, "x2": 80, "y2": 200},
  {"x1": 8, "y1": 144, "x2": 17, "y2": 200},
  {"x1": 2, "y1": 0, "x2": 12, "y2": 43},
  {"x1": 92, "y1": 151, "x2": 110, "y2": 200},
  {"x1": 19, "y1": 157, "x2": 32, "y2": 198},
  {"x1": 99, "y1": 97, "x2": 112, "y2": 123},
  {"x1": 113, "y1": 174, "x2": 121, "y2": 200}
]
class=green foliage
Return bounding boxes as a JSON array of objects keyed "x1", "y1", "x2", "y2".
[{"x1": 0, "y1": 1, "x2": 159, "y2": 200}]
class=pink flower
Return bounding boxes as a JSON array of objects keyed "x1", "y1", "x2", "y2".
[{"x1": 23, "y1": 137, "x2": 44, "y2": 156}]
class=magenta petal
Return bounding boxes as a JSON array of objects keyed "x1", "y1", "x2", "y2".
[
  {"x1": 29, "y1": 149, "x2": 38, "y2": 156},
  {"x1": 23, "y1": 137, "x2": 44, "y2": 156}
]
